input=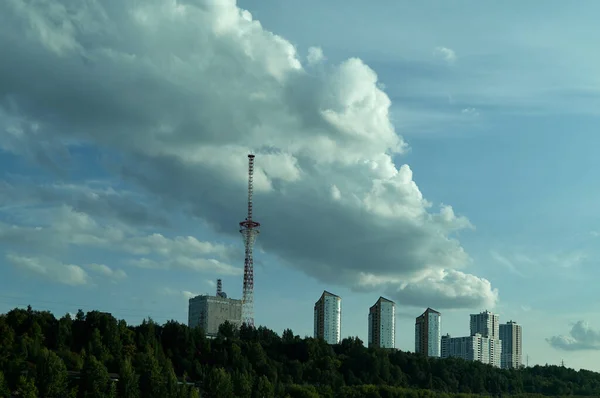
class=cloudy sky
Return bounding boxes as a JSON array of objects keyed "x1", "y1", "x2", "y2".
[{"x1": 1, "y1": 0, "x2": 600, "y2": 371}]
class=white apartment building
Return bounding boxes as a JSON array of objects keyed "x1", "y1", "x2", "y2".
[
  {"x1": 415, "y1": 308, "x2": 441, "y2": 357},
  {"x1": 368, "y1": 297, "x2": 395, "y2": 349},
  {"x1": 470, "y1": 310, "x2": 500, "y2": 339},
  {"x1": 188, "y1": 294, "x2": 242, "y2": 337},
  {"x1": 441, "y1": 333, "x2": 502, "y2": 367},
  {"x1": 500, "y1": 320, "x2": 523, "y2": 369},
  {"x1": 488, "y1": 338, "x2": 502, "y2": 368},
  {"x1": 441, "y1": 333, "x2": 479, "y2": 362},
  {"x1": 314, "y1": 291, "x2": 342, "y2": 344}
]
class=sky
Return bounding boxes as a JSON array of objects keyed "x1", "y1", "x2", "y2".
[{"x1": 1, "y1": 0, "x2": 600, "y2": 371}]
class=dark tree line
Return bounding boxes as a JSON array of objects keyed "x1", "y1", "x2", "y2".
[{"x1": 0, "y1": 306, "x2": 598, "y2": 397}]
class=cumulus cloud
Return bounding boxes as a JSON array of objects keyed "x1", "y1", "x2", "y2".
[
  {"x1": 0, "y1": 0, "x2": 497, "y2": 309},
  {"x1": 433, "y1": 46, "x2": 457, "y2": 64},
  {"x1": 307, "y1": 46, "x2": 325, "y2": 66},
  {"x1": 547, "y1": 321, "x2": 600, "y2": 351}
]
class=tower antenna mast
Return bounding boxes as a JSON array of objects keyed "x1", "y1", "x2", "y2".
[
  {"x1": 239, "y1": 154, "x2": 260, "y2": 327},
  {"x1": 216, "y1": 279, "x2": 222, "y2": 297}
]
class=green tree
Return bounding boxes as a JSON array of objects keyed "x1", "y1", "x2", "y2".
[
  {"x1": 79, "y1": 354, "x2": 115, "y2": 398},
  {"x1": 253, "y1": 375, "x2": 275, "y2": 398},
  {"x1": 4, "y1": 305, "x2": 600, "y2": 398},
  {"x1": 0, "y1": 371, "x2": 10, "y2": 397},
  {"x1": 138, "y1": 349, "x2": 166, "y2": 398},
  {"x1": 0, "y1": 317, "x2": 14, "y2": 369},
  {"x1": 187, "y1": 386, "x2": 201, "y2": 398},
  {"x1": 204, "y1": 367, "x2": 234, "y2": 398},
  {"x1": 117, "y1": 358, "x2": 140, "y2": 398},
  {"x1": 89, "y1": 328, "x2": 109, "y2": 365},
  {"x1": 16, "y1": 375, "x2": 38, "y2": 398},
  {"x1": 233, "y1": 371, "x2": 252, "y2": 398},
  {"x1": 36, "y1": 348, "x2": 69, "y2": 397},
  {"x1": 285, "y1": 384, "x2": 320, "y2": 398},
  {"x1": 217, "y1": 321, "x2": 238, "y2": 340},
  {"x1": 162, "y1": 358, "x2": 180, "y2": 398},
  {"x1": 57, "y1": 313, "x2": 74, "y2": 349}
]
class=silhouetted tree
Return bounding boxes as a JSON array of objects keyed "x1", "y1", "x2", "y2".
[{"x1": 1, "y1": 306, "x2": 600, "y2": 397}]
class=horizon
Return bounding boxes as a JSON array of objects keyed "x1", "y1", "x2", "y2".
[
  {"x1": 0, "y1": 301, "x2": 579, "y2": 372},
  {"x1": 1, "y1": 0, "x2": 599, "y2": 373},
  {"x1": 0, "y1": 297, "x2": 568, "y2": 370}
]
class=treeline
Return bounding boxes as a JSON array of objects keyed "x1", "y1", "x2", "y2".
[{"x1": 0, "y1": 307, "x2": 599, "y2": 397}]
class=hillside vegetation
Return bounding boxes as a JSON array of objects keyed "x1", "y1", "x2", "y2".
[{"x1": 0, "y1": 306, "x2": 598, "y2": 397}]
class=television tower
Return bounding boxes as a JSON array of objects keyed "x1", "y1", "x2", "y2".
[{"x1": 239, "y1": 154, "x2": 260, "y2": 327}]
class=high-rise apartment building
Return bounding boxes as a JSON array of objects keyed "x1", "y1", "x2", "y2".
[
  {"x1": 188, "y1": 293, "x2": 242, "y2": 337},
  {"x1": 470, "y1": 310, "x2": 500, "y2": 339},
  {"x1": 499, "y1": 321, "x2": 522, "y2": 369},
  {"x1": 415, "y1": 308, "x2": 441, "y2": 357},
  {"x1": 468, "y1": 310, "x2": 502, "y2": 367},
  {"x1": 368, "y1": 297, "x2": 395, "y2": 349},
  {"x1": 314, "y1": 291, "x2": 342, "y2": 344},
  {"x1": 441, "y1": 333, "x2": 502, "y2": 367},
  {"x1": 442, "y1": 333, "x2": 478, "y2": 362}
]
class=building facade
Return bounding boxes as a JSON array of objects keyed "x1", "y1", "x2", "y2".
[
  {"x1": 314, "y1": 290, "x2": 342, "y2": 344},
  {"x1": 188, "y1": 294, "x2": 242, "y2": 337},
  {"x1": 470, "y1": 310, "x2": 500, "y2": 339},
  {"x1": 368, "y1": 297, "x2": 395, "y2": 349},
  {"x1": 499, "y1": 321, "x2": 523, "y2": 369},
  {"x1": 469, "y1": 310, "x2": 501, "y2": 367},
  {"x1": 415, "y1": 308, "x2": 441, "y2": 357},
  {"x1": 441, "y1": 333, "x2": 502, "y2": 367},
  {"x1": 441, "y1": 333, "x2": 479, "y2": 362}
]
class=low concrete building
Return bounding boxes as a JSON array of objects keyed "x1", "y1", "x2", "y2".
[{"x1": 188, "y1": 280, "x2": 242, "y2": 337}]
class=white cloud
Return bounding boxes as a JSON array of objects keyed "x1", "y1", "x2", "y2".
[
  {"x1": 490, "y1": 249, "x2": 587, "y2": 278},
  {"x1": 0, "y1": 204, "x2": 240, "y2": 280},
  {"x1": 461, "y1": 107, "x2": 479, "y2": 117},
  {"x1": 161, "y1": 287, "x2": 200, "y2": 301},
  {"x1": 6, "y1": 253, "x2": 89, "y2": 286},
  {"x1": 330, "y1": 185, "x2": 341, "y2": 201},
  {"x1": 86, "y1": 263, "x2": 127, "y2": 282},
  {"x1": 0, "y1": 0, "x2": 497, "y2": 309},
  {"x1": 490, "y1": 250, "x2": 525, "y2": 277},
  {"x1": 128, "y1": 257, "x2": 241, "y2": 276},
  {"x1": 121, "y1": 233, "x2": 233, "y2": 260},
  {"x1": 359, "y1": 268, "x2": 498, "y2": 309},
  {"x1": 433, "y1": 46, "x2": 457, "y2": 64},
  {"x1": 307, "y1": 46, "x2": 325, "y2": 65},
  {"x1": 547, "y1": 321, "x2": 600, "y2": 351}
]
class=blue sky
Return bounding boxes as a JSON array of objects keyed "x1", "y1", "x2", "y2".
[{"x1": 1, "y1": 0, "x2": 600, "y2": 372}]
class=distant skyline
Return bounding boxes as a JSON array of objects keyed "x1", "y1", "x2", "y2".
[{"x1": 1, "y1": 0, "x2": 600, "y2": 372}]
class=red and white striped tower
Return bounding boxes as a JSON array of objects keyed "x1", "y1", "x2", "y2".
[{"x1": 239, "y1": 154, "x2": 260, "y2": 327}]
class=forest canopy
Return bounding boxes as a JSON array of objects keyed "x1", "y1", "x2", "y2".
[{"x1": 0, "y1": 306, "x2": 598, "y2": 397}]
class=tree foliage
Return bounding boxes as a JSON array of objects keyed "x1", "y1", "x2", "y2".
[
  {"x1": 0, "y1": 371, "x2": 10, "y2": 397},
  {"x1": 0, "y1": 306, "x2": 599, "y2": 397}
]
